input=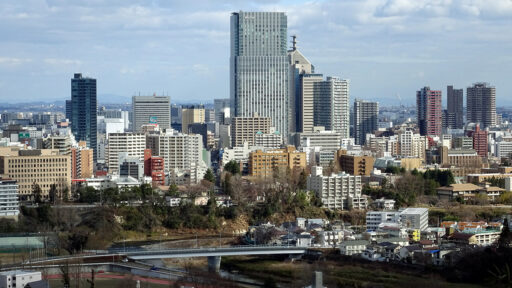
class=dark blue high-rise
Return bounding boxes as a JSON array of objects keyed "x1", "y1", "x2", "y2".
[{"x1": 71, "y1": 73, "x2": 97, "y2": 161}]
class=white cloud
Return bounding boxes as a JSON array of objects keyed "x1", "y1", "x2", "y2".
[
  {"x1": 44, "y1": 58, "x2": 82, "y2": 65},
  {"x1": 0, "y1": 57, "x2": 32, "y2": 66}
]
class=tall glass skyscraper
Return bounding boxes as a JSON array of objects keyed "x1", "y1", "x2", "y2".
[
  {"x1": 230, "y1": 11, "x2": 289, "y2": 139},
  {"x1": 71, "y1": 73, "x2": 97, "y2": 161}
]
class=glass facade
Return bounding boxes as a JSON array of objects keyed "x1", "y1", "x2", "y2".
[
  {"x1": 71, "y1": 73, "x2": 97, "y2": 161},
  {"x1": 230, "y1": 11, "x2": 289, "y2": 139}
]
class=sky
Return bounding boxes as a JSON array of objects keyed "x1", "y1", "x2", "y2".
[{"x1": 0, "y1": 0, "x2": 511, "y2": 106}]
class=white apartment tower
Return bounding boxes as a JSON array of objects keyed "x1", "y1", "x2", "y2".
[
  {"x1": 146, "y1": 131, "x2": 203, "y2": 173},
  {"x1": 107, "y1": 133, "x2": 146, "y2": 174}
]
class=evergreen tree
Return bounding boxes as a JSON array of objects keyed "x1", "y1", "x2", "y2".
[
  {"x1": 224, "y1": 160, "x2": 240, "y2": 175},
  {"x1": 204, "y1": 169, "x2": 215, "y2": 183},
  {"x1": 499, "y1": 218, "x2": 512, "y2": 249},
  {"x1": 32, "y1": 182, "x2": 43, "y2": 204},
  {"x1": 167, "y1": 183, "x2": 179, "y2": 197}
]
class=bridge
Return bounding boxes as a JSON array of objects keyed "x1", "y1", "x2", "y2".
[
  {"x1": 21, "y1": 245, "x2": 308, "y2": 273},
  {"x1": 124, "y1": 245, "x2": 308, "y2": 272}
]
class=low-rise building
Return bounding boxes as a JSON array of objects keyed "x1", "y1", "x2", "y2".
[
  {"x1": 437, "y1": 183, "x2": 505, "y2": 202},
  {"x1": 339, "y1": 240, "x2": 369, "y2": 256},
  {"x1": 366, "y1": 211, "x2": 401, "y2": 231},
  {"x1": 373, "y1": 198, "x2": 396, "y2": 210},
  {"x1": 0, "y1": 270, "x2": 42, "y2": 288},
  {"x1": 400, "y1": 208, "x2": 429, "y2": 231}
]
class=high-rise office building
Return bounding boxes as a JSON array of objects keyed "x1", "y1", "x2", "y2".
[
  {"x1": 297, "y1": 74, "x2": 323, "y2": 133},
  {"x1": 353, "y1": 100, "x2": 379, "y2": 145},
  {"x1": 65, "y1": 100, "x2": 72, "y2": 121},
  {"x1": 467, "y1": 83, "x2": 496, "y2": 128},
  {"x1": 132, "y1": 96, "x2": 171, "y2": 132},
  {"x1": 314, "y1": 77, "x2": 350, "y2": 138},
  {"x1": 416, "y1": 87, "x2": 442, "y2": 137},
  {"x1": 230, "y1": 11, "x2": 289, "y2": 139},
  {"x1": 289, "y1": 35, "x2": 315, "y2": 133},
  {"x1": 181, "y1": 105, "x2": 205, "y2": 134},
  {"x1": 447, "y1": 85, "x2": 463, "y2": 129},
  {"x1": 71, "y1": 73, "x2": 97, "y2": 160},
  {"x1": 214, "y1": 99, "x2": 230, "y2": 124}
]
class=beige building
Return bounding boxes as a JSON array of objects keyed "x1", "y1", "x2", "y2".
[
  {"x1": 44, "y1": 136, "x2": 71, "y2": 156},
  {"x1": 231, "y1": 114, "x2": 272, "y2": 147},
  {"x1": 0, "y1": 147, "x2": 71, "y2": 200},
  {"x1": 248, "y1": 146, "x2": 306, "y2": 177},
  {"x1": 400, "y1": 158, "x2": 423, "y2": 170},
  {"x1": 182, "y1": 105, "x2": 205, "y2": 134}
]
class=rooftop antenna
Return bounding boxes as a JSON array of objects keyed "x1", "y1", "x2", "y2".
[{"x1": 291, "y1": 35, "x2": 297, "y2": 51}]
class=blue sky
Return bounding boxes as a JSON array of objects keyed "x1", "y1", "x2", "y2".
[{"x1": 0, "y1": 0, "x2": 511, "y2": 105}]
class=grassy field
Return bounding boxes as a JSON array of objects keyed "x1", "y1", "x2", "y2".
[
  {"x1": 222, "y1": 255, "x2": 485, "y2": 288},
  {"x1": 48, "y1": 278, "x2": 169, "y2": 288}
]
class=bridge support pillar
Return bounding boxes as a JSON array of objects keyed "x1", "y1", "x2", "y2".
[{"x1": 207, "y1": 256, "x2": 221, "y2": 273}]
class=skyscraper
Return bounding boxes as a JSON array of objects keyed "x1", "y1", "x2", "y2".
[
  {"x1": 132, "y1": 95, "x2": 171, "y2": 132},
  {"x1": 447, "y1": 85, "x2": 463, "y2": 129},
  {"x1": 467, "y1": 82, "x2": 496, "y2": 128},
  {"x1": 65, "y1": 100, "x2": 72, "y2": 121},
  {"x1": 181, "y1": 105, "x2": 205, "y2": 134},
  {"x1": 289, "y1": 35, "x2": 315, "y2": 133},
  {"x1": 71, "y1": 73, "x2": 97, "y2": 161},
  {"x1": 297, "y1": 73, "x2": 323, "y2": 133},
  {"x1": 214, "y1": 98, "x2": 230, "y2": 124},
  {"x1": 230, "y1": 11, "x2": 289, "y2": 139},
  {"x1": 416, "y1": 87, "x2": 442, "y2": 137},
  {"x1": 354, "y1": 100, "x2": 379, "y2": 145},
  {"x1": 314, "y1": 77, "x2": 350, "y2": 138}
]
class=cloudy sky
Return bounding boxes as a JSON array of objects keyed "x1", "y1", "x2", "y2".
[{"x1": 0, "y1": 0, "x2": 511, "y2": 105}]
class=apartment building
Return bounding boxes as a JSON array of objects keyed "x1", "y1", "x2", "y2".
[
  {"x1": 248, "y1": 146, "x2": 306, "y2": 177},
  {"x1": 106, "y1": 133, "x2": 146, "y2": 174},
  {"x1": 231, "y1": 115, "x2": 272, "y2": 147},
  {"x1": 307, "y1": 166, "x2": 366, "y2": 210},
  {"x1": 0, "y1": 178, "x2": 19, "y2": 219}
]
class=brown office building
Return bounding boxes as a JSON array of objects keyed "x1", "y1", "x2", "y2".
[
  {"x1": 336, "y1": 150, "x2": 374, "y2": 176},
  {"x1": 231, "y1": 114, "x2": 272, "y2": 147}
]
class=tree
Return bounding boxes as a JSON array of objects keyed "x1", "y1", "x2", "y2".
[
  {"x1": 499, "y1": 218, "x2": 512, "y2": 249},
  {"x1": 32, "y1": 182, "x2": 43, "y2": 204},
  {"x1": 204, "y1": 169, "x2": 215, "y2": 183},
  {"x1": 49, "y1": 184, "x2": 58, "y2": 204},
  {"x1": 167, "y1": 183, "x2": 179, "y2": 197},
  {"x1": 224, "y1": 160, "x2": 240, "y2": 175},
  {"x1": 297, "y1": 169, "x2": 307, "y2": 190}
]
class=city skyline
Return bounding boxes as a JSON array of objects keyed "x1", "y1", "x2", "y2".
[{"x1": 0, "y1": 1, "x2": 511, "y2": 105}]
